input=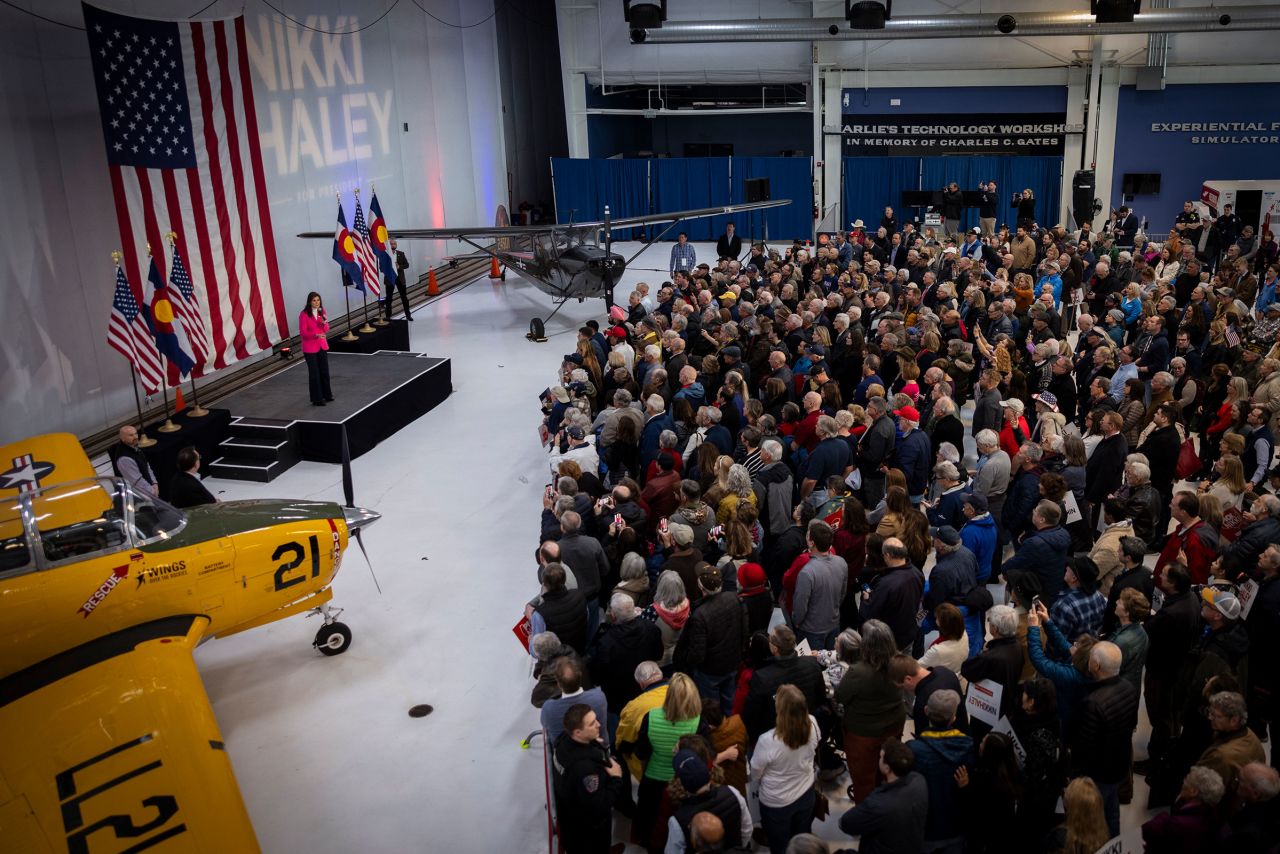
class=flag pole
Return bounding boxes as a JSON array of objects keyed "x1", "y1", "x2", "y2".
[
  {"x1": 148, "y1": 242, "x2": 181, "y2": 433},
  {"x1": 114, "y1": 249, "x2": 158, "y2": 447},
  {"x1": 166, "y1": 231, "x2": 208, "y2": 417},
  {"x1": 157, "y1": 364, "x2": 181, "y2": 432},
  {"x1": 188, "y1": 375, "x2": 209, "y2": 417},
  {"x1": 359, "y1": 288, "x2": 375, "y2": 333},
  {"x1": 371, "y1": 182, "x2": 389, "y2": 326},
  {"x1": 341, "y1": 271, "x2": 359, "y2": 341}
]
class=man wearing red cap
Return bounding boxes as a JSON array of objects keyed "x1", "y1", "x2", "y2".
[
  {"x1": 606, "y1": 325, "x2": 634, "y2": 373},
  {"x1": 894, "y1": 405, "x2": 932, "y2": 505}
]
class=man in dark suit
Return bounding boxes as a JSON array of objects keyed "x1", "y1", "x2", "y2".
[
  {"x1": 383, "y1": 238, "x2": 413, "y2": 320},
  {"x1": 167, "y1": 446, "x2": 216, "y2": 508},
  {"x1": 715, "y1": 222, "x2": 741, "y2": 261},
  {"x1": 1112, "y1": 206, "x2": 1140, "y2": 247}
]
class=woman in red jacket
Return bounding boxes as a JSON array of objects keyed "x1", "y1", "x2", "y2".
[{"x1": 299, "y1": 291, "x2": 333, "y2": 405}]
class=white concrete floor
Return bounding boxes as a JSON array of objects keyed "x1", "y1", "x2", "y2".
[{"x1": 194, "y1": 241, "x2": 1258, "y2": 853}]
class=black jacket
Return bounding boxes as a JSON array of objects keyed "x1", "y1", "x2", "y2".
[
  {"x1": 1221, "y1": 516, "x2": 1280, "y2": 581},
  {"x1": 167, "y1": 471, "x2": 216, "y2": 508},
  {"x1": 1101, "y1": 565, "x2": 1154, "y2": 636},
  {"x1": 1069, "y1": 675, "x2": 1139, "y2": 784},
  {"x1": 859, "y1": 564, "x2": 925, "y2": 651},
  {"x1": 857, "y1": 413, "x2": 896, "y2": 477},
  {"x1": 743, "y1": 655, "x2": 825, "y2": 739},
  {"x1": 961, "y1": 636, "x2": 1025, "y2": 720},
  {"x1": 674, "y1": 590, "x2": 747, "y2": 678},
  {"x1": 942, "y1": 189, "x2": 965, "y2": 220},
  {"x1": 552, "y1": 734, "x2": 625, "y2": 849},
  {"x1": 1085, "y1": 432, "x2": 1129, "y2": 503},
  {"x1": 838, "y1": 772, "x2": 929, "y2": 854},
  {"x1": 1137, "y1": 425, "x2": 1182, "y2": 494},
  {"x1": 1144, "y1": 589, "x2": 1201, "y2": 679},
  {"x1": 1123, "y1": 483, "x2": 1164, "y2": 551},
  {"x1": 536, "y1": 588, "x2": 589, "y2": 654},
  {"x1": 588, "y1": 617, "x2": 663, "y2": 711},
  {"x1": 558, "y1": 532, "x2": 609, "y2": 602},
  {"x1": 930, "y1": 413, "x2": 964, "y2": 462},
  {"x1": 716, "y1": 232, "x2": 742, "y2": 260}
]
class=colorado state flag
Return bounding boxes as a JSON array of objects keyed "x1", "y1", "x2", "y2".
[
  {"x1": 369, "y1": 192, "x2": 398, "y2": 284},
  {"x1": 332, "y1": 202, "x2": 365, "y2": 291},
  {"x1": 146, "y1": 255, "x2": 197, "y2": 384}
]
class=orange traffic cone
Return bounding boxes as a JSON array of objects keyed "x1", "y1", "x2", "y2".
[
  {"x1": 174, "y1": 386, "x2": 187, "y2": 413},
  {"x1": 489, "y1": 256, "x2": 502, "y2": 279},
  {"x1": 427, "y1": 268, "x2": 440, "y2": 296}
]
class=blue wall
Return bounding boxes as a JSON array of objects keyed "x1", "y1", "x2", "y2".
[
  {"x1": 587, "y1": 115, "x2": 653, "y2": 159},
  {"x1": 840, "y1": 86, "x2": 1067, "y2": 114},
  {"x1": 1112, "y1": 84, "x2": 1280, "y2": 230}
]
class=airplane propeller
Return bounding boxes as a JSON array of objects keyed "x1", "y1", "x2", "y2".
[
  {"x1": 601, "y1": 205, "x2": 616, "y2": 310},
  {"x1": 340, "y1": 426, "x2": 383, "y2": 595}
]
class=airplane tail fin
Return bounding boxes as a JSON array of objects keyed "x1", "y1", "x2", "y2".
[{"x1": 495, "y1": 204, "x2": 510, "y2": 228}]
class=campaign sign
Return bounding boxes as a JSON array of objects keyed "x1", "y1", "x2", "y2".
[{"x1": 966, "y1": 679, "x2": 1003, "y2": 728}]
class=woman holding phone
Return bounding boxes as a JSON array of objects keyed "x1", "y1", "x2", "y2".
[{"x1": 299, "y1": 291, "x2": 333, "y2": 406}]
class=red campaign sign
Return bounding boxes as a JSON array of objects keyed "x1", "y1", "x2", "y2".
[
  {"x1": 1220, "y1": 506, "x2": 1246, "y2": 543},
  {"x1": 513, "y1": 615, "x2": 533, "y2": 651}
]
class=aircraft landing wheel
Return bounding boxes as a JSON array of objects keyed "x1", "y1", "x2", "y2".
[
  {"x1": 500, "y1": 270, "x2": 506, "y2": 281},
  {"x1": 448, "y1": 258, "x2": 458, "y2": 269},
  {"x1": 526, "y1": 317, "x2": 547, "y2": 342},
  {"x1": 314, "y1": 622, "x2": 352, "y2": 656}
]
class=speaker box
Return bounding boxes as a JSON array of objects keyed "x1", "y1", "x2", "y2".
[
  {"x1": 1071, "y1": 170, "x2": 1095, "y2": 229},
  {"x1": 744, "y1": 178, "x2": 771, "y2": 204}
]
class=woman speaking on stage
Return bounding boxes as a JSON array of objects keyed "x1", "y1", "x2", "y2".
[{"x1": 300, "y1": 291, "x2": 334, "y2": 406}]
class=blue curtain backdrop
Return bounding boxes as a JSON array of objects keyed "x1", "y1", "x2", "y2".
[
  {"x1": 843, "y1": 155, "x2": 1062, "y2": 235},
  {"x1": 651, "y1": 158, "x2": 731, "y2": 240},
  {"x1": 551, "y1": 158, "x2": 651, "y2": 239},
  {"x1": 842, "y1": 157, "x2": 921, "y2": 233},
  {"x1": 552, "y1": 157, "x2": 813, "y2": 244},
  {"x1": 730, "y1": 156, "x2": 813, "y2": 242}
]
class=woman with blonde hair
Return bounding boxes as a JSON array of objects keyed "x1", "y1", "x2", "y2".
[
  {"x1": 703, "y1": 453, "x2": 734, "y2": 508},
  {"x1": 631, "y1": 672, "x2": 702, "y2": 846},
  {"x1": 1046, "y1": 777, "x2": 1110, "y2": 854},
  {"x1": 1201, "y1": 376, "x2": 1250, "y2": 475},
  {"x1": 1203, "y1": 455, "x2": 1249, "y2": 510},
  {"x1": 751, "y1": 683, "x2": 820, "y2": 853}
]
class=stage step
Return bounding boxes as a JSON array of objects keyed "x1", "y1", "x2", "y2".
[
  {"x1": 206, "y1": 456, "x2": 289, "y2": 483},
  {"x1": 208, "y1": 417, "x2": 301, "y2": 482}
]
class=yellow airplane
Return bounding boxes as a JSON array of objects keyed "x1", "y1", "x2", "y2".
[{"x1": 0, "y1": 432, "x2": 379, "y2": 852}]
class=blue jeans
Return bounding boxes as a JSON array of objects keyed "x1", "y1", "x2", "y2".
[
  {"x1": 1095, "y1": 780, "x2": 1121, "y2": 838},
  {"x1": 693, "y1": 670, "x2": 737, "y2": 711},
  {"x1": 759, "y1": 787, "x2": 816, "y2": 854}
]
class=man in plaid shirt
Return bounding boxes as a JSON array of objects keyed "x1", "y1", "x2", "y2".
[
  {"x1": 1049, "y1": 555, "x2": 1106, "y2": 648},
  {"x1": 669, "y1": 231, "x2": 697, "y2": 278}
]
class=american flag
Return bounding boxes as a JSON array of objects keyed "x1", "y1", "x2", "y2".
[
  {"x1": 84, "y1": 4, "x2": 288, "y2": 373},
  {"x1": 107, "y1": 263, "x2": 164, "y2": 394},
  {"x1": 351, "y1": 195, "x2": 382, "y2": 298},
  {"x1": 168, "y1": 243, "x2": 210, "y2": 368}
]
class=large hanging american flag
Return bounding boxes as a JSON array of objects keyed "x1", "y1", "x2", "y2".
[
  {"x1": 84, "y1": 3, "x2": 288, "y2": 373},
  {"x1": 107, "y1": 263, "x2": 164, "y2": 394},
  {"x1": 351, "y1": 194, "x2": 383, "y2": 298}
]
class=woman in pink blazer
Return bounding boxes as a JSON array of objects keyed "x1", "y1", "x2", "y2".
[{"x1": 299, "y1": 291, "x2": 333, "y2": 405}]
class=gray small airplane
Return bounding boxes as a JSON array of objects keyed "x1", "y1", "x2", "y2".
[{"x1": 299, "y1": 199, "x2": 787, "y2": 340}]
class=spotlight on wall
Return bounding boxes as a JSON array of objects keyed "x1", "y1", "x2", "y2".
[
  {"x1": 624, "y1": 0, "x2": 666, "y2": 43},
  {"x1": 845, "y1": 0, "x2": 891, "y2": 30},
  {"x1": 1091, "y1": 0, "x2": 1140, "y2": 24},
  {"x1": 996, "y1": 14, "x2": 1017, "y2": 33}
]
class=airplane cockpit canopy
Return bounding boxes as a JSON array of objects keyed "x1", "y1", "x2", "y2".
[{"x1": 0, "y1": 477, "x2": 186, "y2": 577}]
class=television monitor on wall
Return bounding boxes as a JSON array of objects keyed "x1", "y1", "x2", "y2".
[{"x1": 1121, "y1": 173, "x2": 1161, "y2": 196}]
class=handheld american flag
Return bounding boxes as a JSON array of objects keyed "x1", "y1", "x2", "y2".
[
  {"x1": 168, "y1": 241, "x2": 210, "y2": 369},
  {"x1": 84, "y1": 3, "x2": 289, "y2": 373},
  {"x1": 352, "y1": 194, "x2": 383, "y2": 298},
  {"x1": 107, "y1": 262, "x2": 164, "y2": 394}
]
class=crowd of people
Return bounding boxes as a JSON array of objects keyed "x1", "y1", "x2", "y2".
[{"x1": 529, "y1": 204, "x2": 1280, "y2": 853}]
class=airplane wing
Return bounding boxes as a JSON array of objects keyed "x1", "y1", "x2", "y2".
[
  {"x1": 0, "y1": 615, "x2": 259, "y2": 852},
  {"x1": 0, "y1": 433, "x2": 96, "y2": 499},
  {"x1": 295, "y1": 199, "x2": 790, "y2": 241}
]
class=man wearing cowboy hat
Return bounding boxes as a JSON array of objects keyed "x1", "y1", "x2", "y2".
[{"x1": 1050, "y1": 555, "x2": 1107, "y2": 643}]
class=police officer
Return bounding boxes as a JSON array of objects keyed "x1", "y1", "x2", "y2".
[{"x1": 553, "y1": 704, "x2": 625, "y2": 853}]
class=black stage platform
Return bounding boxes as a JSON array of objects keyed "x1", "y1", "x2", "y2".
[
  {"x1": 215, "y1": 352, "x2": 451, "y2": 463},
  {"x1": 328, "y1": 319, "x2": 410, "y2": 354}
]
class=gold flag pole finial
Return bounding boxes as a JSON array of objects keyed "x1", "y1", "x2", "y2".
[
  {"x1": 146, "y1": 242, "x2": 152, "y2": 257},
  {"x1": 111, "y1": 250, "x2": 122, "y2": 266},
  {"x1": 166, "y1": 231, "x2": 177, "y2": 246},
  {"x1": 354, "y1": 186, "x2": 360, "y2": 198}
]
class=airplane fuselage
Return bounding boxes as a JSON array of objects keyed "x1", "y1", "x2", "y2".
[{"x1": 499, "y1": 234, "x2": 627, "y2": 300}]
